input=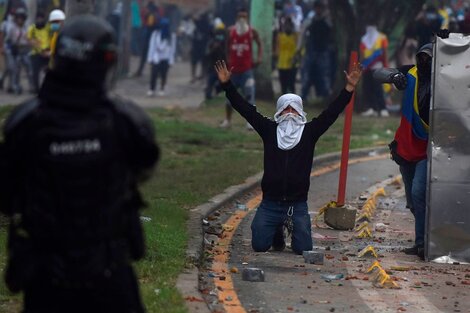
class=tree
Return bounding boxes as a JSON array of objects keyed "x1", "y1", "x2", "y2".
[
  {"x1": 250, "y1": 0, "x2": 275, "y2": 100},
  {"x1": 25, "y1": 0, "x2": 37, "y2": 26}
]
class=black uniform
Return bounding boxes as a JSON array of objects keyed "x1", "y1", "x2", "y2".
[{"x1": 0, "y1": 15, "x2": 159, "y2": 313}]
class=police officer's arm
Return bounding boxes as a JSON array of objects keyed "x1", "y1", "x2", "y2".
[
  {"x1": 373, "y1": 65, "x2": 414, "y2": 90},
  {"x1": 0, "y1": 100, "x2": 39, "y2": 215},
  {"x1": 114, "y1": 99, "x2": 160, "y2": 181}
]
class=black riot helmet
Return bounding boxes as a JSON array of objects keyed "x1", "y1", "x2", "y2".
[{"x1": 50, "y1": 14, "x2": 118, "y2": 90}]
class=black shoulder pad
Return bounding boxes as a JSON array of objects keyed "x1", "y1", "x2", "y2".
[
  {"x1": 109, "y1": 96, "x2": 154, "y2": 130},
  {"x1": 4, "y1": 99, "x2": 40, "y2": 136}
]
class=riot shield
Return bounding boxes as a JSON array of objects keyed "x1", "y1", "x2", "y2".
[{"x1": 427, "y1": 34, "x2": 470, "y2": 263}]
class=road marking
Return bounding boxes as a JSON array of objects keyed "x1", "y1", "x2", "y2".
[
  {"x1": 210, "y1": 154, "x2": 388, "y2": 312},
  {"x1": 212, "y1": 193, "x2": 262, "y2": 313}
]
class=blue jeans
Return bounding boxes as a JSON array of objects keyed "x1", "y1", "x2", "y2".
[
  {"x1": 227, "y1": 70, "x2": 255, "y2": 105},
  {"x1": 301, "y1": 51, "x2": 331, "y2": 100},
  {"x1": 399, "y1": 159, "x2": 427, "y2": 247},
  {"x1": 251, "y1": 200, "x2": 313, "y2": 255},
  {"x1": 205, "y1": 69, "x2": 219, "y2": 99},
  {"x1": 131, "y1": 27, "x2": 143, "y2": 56}
]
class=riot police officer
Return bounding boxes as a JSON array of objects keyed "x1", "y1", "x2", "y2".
[{"x1": 0, "y1": 15, "x2": 159, "y2": 313}]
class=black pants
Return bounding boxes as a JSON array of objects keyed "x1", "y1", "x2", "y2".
[
  {"x1": 30, "y1": 54, "x2": 49, "y2": 93},
  {"x1": 278, "y1": 68, "x2": 297, "y2": 94},
  {"x1": 23, "y1": 265, "x2": 144, "y2": 313},
  {"x1": 205, "y1": 68, "x2": 219, "y2": 99},
  {"x1": 362, "y1": 70, "x2": 385, "y2": 111},
  {"x1": 150, "y1": 60, "x2": 170, "y2": 91},
  {"x1": 135, "y1": 27, "x2": 152, "y2": 76}
]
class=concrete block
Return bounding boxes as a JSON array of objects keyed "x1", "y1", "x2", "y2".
[
  {"x1": 303, "y1": 250, "x2": 324, "y2": 265},
  {"x1": 324, "y1": 205, "x2": 357, "y2": 230},
  {"x1": 242, "y1": 268, "x2": 265, "y2": 282}
]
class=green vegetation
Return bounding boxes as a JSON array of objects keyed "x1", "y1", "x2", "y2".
[{"x1": 0, "y1": 96, "x2": 398, "y2": 312}]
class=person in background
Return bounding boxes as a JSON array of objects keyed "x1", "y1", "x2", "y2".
[
  {"x1": 48, "y1": 8, "x2": 65, "y2": 66},
  {"x1": 190, "y1": 12, "x2": 211, "y2": 83},
  {"x1": 283, "y1": 0, "x2": 303, "y2": 32},
  {"x1": 300, "y1": 0, "x2": 331, "y2": 102},
  {"x1": 220, "y1": 7, "x2": 262, "y2": 129},
  {"x1": 415, "y1": 4, "x2": 443, "y2": 48},
  {"x1": 359, "y1": 22, "x2": 389, "y2": 117},
  {"x1": 147, "y1": 18, "x2": 176, "y2": 97},
  {"x1": 3, "y1": 7, "x2": 32, "y2": 94},
  {"x1": 130, "y1": 0, "x2": 143, "y2": 56},
  {"x1": 0, "y1": 10, "x2": 14, "y2": 91},
  {"x1": 1, "y1": 15, "x2": 159, "y2": 312},
  {"x1": 27, "y1": 11, "x2": 50, "y2": 93},
  {"x1": 437, "y1": 0, "x2": 451, "y2": 30},
  {"x1": 215, "y1": 59, "x2": 362, "y2": 254},
  {"x1": 460, "y1": 4, "x2": 470, "y2": 33},
  {"x1": 133, "y1": 0, "x2": 162, "y2": 77},
  {"x1": 204, "y1": 17, "x2": 226, "y2": 100},
  {"x1": 275, "y1": 16, "x2": 298, "y2": 94},
  {"x1": 395, "y1": 24, "x2": 418, "y2": 68},
  {"x1": 106, "y1": 2, "x2": 122, "y2": 39}
]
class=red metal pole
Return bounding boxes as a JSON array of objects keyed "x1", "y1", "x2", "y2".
[{"x1": 337, "y1": 51, "x2": 358, "y2": 206}]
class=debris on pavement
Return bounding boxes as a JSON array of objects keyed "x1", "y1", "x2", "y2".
[
  {"x1": 242, "y1": 268, "x2": 265, "y2": 282},
  {"x1": 303, "y1": 251, "x2": 324, "y2": 265},
  {"x1": 358, "y1": 245, "x2": 378, "y2": 258},
  {"x1": 320, "y1": 273, "x2": 344, "y2": 281}
]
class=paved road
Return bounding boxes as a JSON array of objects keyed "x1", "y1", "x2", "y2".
[
  {"x1": 200, "y1": 155, "x2": 470, "y2": 313},
  {"x1": 0, "y1": 58, "x2": 205, "y2": 108}
]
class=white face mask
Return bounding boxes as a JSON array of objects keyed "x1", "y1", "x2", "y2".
[
  {"x1": 274, "y1": 94, "x2": 307, "y2": 151},
  {"x1": 276, "y1": 113, "x2": 305, "y2": 151},
  {"x1": 235, "y1": 18, "x2": 249, "y2": 35}
]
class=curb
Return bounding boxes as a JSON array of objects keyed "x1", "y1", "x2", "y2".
[{"x1": 176, "y1": 145, "x2": 389, "y2": 313}]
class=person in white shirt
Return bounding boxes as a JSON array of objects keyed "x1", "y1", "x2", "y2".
[{"x1": 147, "y1": 18, "x2": 176, "y2": 96}]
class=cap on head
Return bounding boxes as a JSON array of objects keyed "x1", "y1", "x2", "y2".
[
  {"x1": 49, "y1": 9, "x2": 65, "y2": 22},
  {"x1": 416, "y1": 43, "x2": 433, "y2": 58}
]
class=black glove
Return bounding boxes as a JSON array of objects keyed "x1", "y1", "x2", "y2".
[
  {"x1": 391, "y1": 72, "x2": 407, "y2": 90},
  {"x1": 436, "y1": 29, "x2": 450, "y2": 39}
]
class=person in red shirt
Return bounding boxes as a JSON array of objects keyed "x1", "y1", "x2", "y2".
[{"x1": 220, "y1": 7, "x2": 262, "y2": 129}]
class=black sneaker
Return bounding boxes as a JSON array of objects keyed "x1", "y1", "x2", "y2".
[
  {"x1": 403, "y1": 245, "x2": 419, "y2": 255},
  {"x1": 272, "y1": 225, "x2": 286, "y2": 251},
  {"x1": 417, "y1": 247, "x2": 425, "y2": 260}
]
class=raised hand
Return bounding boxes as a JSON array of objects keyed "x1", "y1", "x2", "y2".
[
  {"x1": 214, "y1": 60, "x2": 232, "y2": 84},
  {"x1": 344, "y1": 62, "x2": 363, "y2": 92}
]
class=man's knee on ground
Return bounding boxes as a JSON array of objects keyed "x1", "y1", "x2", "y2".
[
  {"x1": 251, "y1": 240, "x2": 271, "y2": 252},
  {"x1": 292, "y1": 242, "x2": 312, "y2": 255}
]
